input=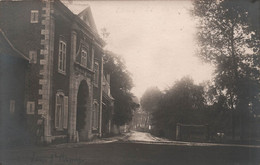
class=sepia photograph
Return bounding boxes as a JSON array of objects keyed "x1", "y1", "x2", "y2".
[{"x1": 0, "y1": 0, "x2": 259, "y2": 164}]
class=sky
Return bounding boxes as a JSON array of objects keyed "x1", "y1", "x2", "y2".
[{"x1": 64, "y1": 1, "x2": 214, "y2": 98}]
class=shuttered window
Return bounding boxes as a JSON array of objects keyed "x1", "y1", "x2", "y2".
[
  {"x1": 58, "y1": 40, "x2": 66, "y2": 74},
  {"x1": 63, "y1": 96, "x2": 69, "y2": 129},
  {"x1": 55, "y1": 92, "x2": 69, "y2": 130}
]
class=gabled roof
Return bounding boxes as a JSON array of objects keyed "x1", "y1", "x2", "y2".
[
  {"x1": 77, "y1": 7, "x2": 98, "y2": 33},
  {"x1": 58, "y1": 1, "x2": 105, "y2": 47},
  {"x1": 0, "y1": 29, "x2": 29, "y2": 61}
]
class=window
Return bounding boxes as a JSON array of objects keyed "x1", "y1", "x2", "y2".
[
  {"x1": 81, "y1": 49, "x2": 88, "y2": 67},
  {"x1": 94, "y1": 62, "x2": 99, "y2": 86},
  {"x1": 55, "y1": 92, "x2": 68, "y2": 130},
  {"x1": 27, "y1": 101, "x2": 35, "y2": 114},
  {"x1": 91, "y1": 48, "x2": 94, "y2": 69},
  {"x1": 10, "y1": 100, "x2": 15, "y2": 114},
  {"x1": 29, "y1": 51, "x2": 37, "y2": 64},
  {"x1": 81, "y1": 47, "x2": 92, "y2": 69},
  {"x1": 92, "y1": 101, "x2": 99, "y2": 130},
  {"x1": 87, "y1": 50, "x2": 92, "y2": 68},
  {"x1": 30, "y1": 10, "x2": 39, "y2": 23},
  {"x1": 58, "y1": 40, "x2": 66, "y2": 74}
]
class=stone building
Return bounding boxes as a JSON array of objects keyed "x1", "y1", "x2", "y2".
[{"x1": 0, "y1": 0, "x2": 114, "y2": 144}]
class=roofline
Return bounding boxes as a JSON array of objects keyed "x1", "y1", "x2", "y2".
[
  {"x1": 54, "y1": 1, "x2": 106, "y2": 47},
  {"x1": 0, "y1": 29, "x2": 30, "y2": 61},
  {"x1": 77, "y1": 7, "x2": 98, "y2": 33}
]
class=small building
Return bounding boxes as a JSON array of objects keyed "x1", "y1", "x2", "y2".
[{"x1": 0, "y1": 0, "x2": 114, "y2": 144}]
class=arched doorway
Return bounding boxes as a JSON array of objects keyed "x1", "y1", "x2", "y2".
[{"x1": 76, "y1": 80, "x2": 89, "y2": 140}]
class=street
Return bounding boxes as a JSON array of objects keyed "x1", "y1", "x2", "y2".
[{"x1": 1, "y1": 131, "x2": 260, "y2": 165}]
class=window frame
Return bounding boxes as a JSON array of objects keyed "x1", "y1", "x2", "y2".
[
  {"x1": 55, "y1": 92, "x2": 69, "y2": 130},
  {"x1": 27, "y1": 101, "x2": 35, "y2": 115},
  {"x1": 80, "y1": 43, "x2": 92, "y2": 69},
  {"x1": 81, "y1": 49, "x2": 88, "y2": 68},
  {"x1": 30, "y1": 10, "x2": 39, "y2": 23},
  {"x1": 29, "y1": 50, "x2": 37, "y2": 64},
  {"x1": 94, "y1": 62, "x2": 99, "y2": 87},
  {"x1": 91, "y1": 48, "x2": 94, "y2": 70},
  {"x1": 58, "y1": 40, "x2": 67, "y2": 75}
]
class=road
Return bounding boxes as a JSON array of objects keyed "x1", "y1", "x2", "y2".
[{"x1": 1, "y1": 131, "x2": 260, "y2": 165}]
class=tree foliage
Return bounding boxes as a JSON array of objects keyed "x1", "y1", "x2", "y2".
[
  {"x1": 151, "y1": 77, "x2": 206, "y2": 138},
  {"x1": 103, "y1": 51, "x2": 138, "y2": 126},
  {"x1": 140, "y1": 87, "x2": 162, "y2": 113},
  {"x1": 192, "y1": 0, "x2": 260, "y2": 140}
]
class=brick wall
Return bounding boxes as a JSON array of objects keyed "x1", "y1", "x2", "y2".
[{"x1": 0, "y1": 1, "x2": 44, "y2": 142}]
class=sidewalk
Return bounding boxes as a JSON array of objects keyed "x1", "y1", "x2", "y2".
[
  {"x1": 0, "y1": 133, "x2": 127, "y2": 152},
  {"x1": 52, "y1": 133, "x2": 128, "y2": 149}
]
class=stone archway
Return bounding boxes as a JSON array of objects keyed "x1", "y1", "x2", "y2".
[{"x1": 76, "y1": 80, "x2": 89, "y2": 141}]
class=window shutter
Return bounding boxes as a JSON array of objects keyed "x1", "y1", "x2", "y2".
[
  {"x1": 35, "y1": 11, "x2": 39, "y2": 22},
  {"x1": 55, "y1": 94, "x2": 58, "y2": 128},
  {"x1": 63, "y1": 96, "x2": 69, "y2": 129},
  {"x1": 91, "y1": 48, "x2": 94, "y2": 69}
]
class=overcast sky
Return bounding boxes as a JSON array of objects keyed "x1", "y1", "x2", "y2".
[{"x1": 64, "y1": 1, "x2": 213, "y2": 98}]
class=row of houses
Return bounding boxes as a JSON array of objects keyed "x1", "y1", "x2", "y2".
[{"x1": 0, "y1": 0, "x2": 114, "y2": 144}]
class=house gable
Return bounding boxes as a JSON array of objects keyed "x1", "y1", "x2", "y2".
[{"x1": 78, "y1": 7, "x2": 98, "y2": 33}]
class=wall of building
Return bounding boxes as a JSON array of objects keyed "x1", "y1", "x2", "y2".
[
  {"x1": 0, "y1": 1, "x2": 44, "y2": 143},
  {"x1": 0, "y1": 0, "x2": 108, "y2": 144},
  {"x1": 0, "y1": 55, "x2": 30, "y2": 145},
  {"x1": 50, "y1": 6, "x2": 72, "y2": 139}
]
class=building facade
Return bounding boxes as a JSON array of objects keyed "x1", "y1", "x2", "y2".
[{"x1": 0, "y1": 0, "x2": 113, "y2": 144}]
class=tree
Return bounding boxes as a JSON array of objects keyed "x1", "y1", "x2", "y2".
[
  {"x1": 103, "y1": 51, "x2": 138, "y2": 127},
  {"x1": 140, "y1": 87, "x2": 162, "y2": 128},
  {"x1": 192, "y1": 0, "x2": 260, "y2": 140},
  {"x1": 152, "y1": 77, "x2": 206, "y2": 138},
  {"x1": 140, "y1": 87, "x2": 162, "y2": 113}
]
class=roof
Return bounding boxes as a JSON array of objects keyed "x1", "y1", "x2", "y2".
[
  {"x1": 77, "y1": 6, "x2": 98, "y2": 33},
  {"x1": 0, "y1": 29, "x2": 29, "y2": 61},
  {"x1": 58, "y1": 1, "x2": 105, "y2": 47}
]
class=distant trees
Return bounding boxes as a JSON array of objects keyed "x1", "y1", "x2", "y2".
[
  {"x1": 103, "y1": 51, "x2": 138, "y2": 128},
  {"x1": 139, "y1": 87, "x2": 162, "y2": 128},
  {"x1": 192, "y1": 0, "x2": 260, "y2": 140},
  {"x1": 140, "y1": 87, "x2": 162, "y2": 113},
  {"x1": 140, "y1": 77, "x2": 207, "y2": 138}
]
